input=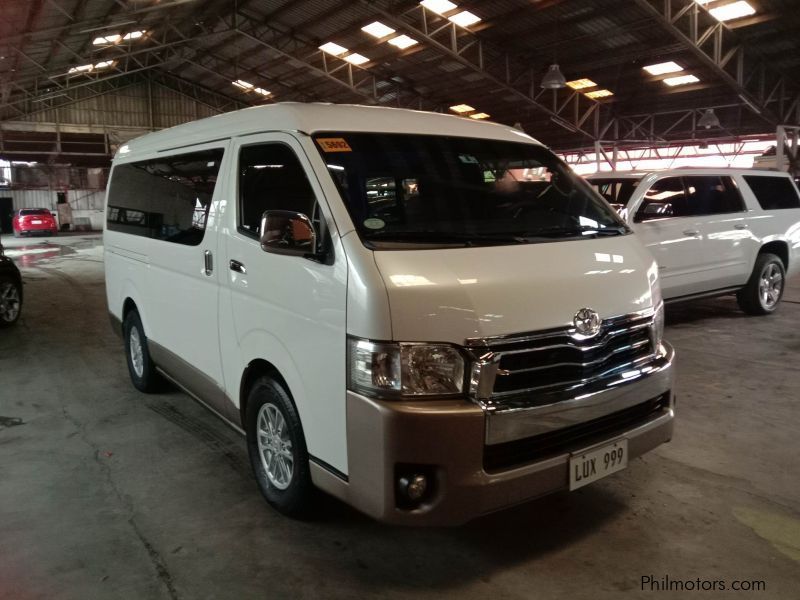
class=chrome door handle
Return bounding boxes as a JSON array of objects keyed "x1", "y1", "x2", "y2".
[
  {"x1": 203, "y1": 250, "x2": 213, "y2": 276},
  {"x1": 682, "y1": 229, "x2": 700, "y2": 237},
  {"x1": 229, "y1": 259, "x2": 246, "y2": 274},
  {"x1": 734, "y1": 223, "x2": 749, "y2": 230}
]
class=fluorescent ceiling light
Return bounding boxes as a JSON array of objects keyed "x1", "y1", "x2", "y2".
[
  {"x1": 388, "y1": 34, "x2": 418, "y2": 49},
  {"x1": 68, "y1": 60, "x2": 114, "y2": 74},
  {"x1": 693, "y1": 0, "x2": 714, "y2": 4},
  {"x1": 319, "y1": 42, "x2": 348, "y2": 56},
  {"x1": 566, "y1": 78, "x2": 597, "y2": 90},
  {"x1": 93, "y1": 33, "x2": 121, "y2": 45},
  {"x1": 663, "y1": 74, "x2": 700, "y2": 86},
  {"x1": 643, "y1": 61, "x2": 683, "y2": 75},
  {"x1": 448, "y1": 10, "x2": 481, "y2": 27},
  {"x1": 254, "y1": 88, "x2": 271, "y2": 96},
  {"x1": 122, "y1": 30, "x2": 145, "y2": 40},
  {"x1": 362, "y1": 21, "x2": 395, "y2": 38},
  {"x1": 68, "y1": 64, "x2": 94, "y2": 73},
  {"x1": 449, "y1": 104, "x2": 474, "y2": 113},
  {"x1": 94, "y1": 60, "x2": 114, "y2": 69},
  {"x1": 709, "y1": 1, "x2": 756, "y2": 22},
  {"x1": 344, "y1": 53, "x2": 370, "y2": 65},
  {"x1": 232, "y1": 79, "x2": 254, "y2": 89},
  {"x1": 420, "y1": 0, "x2": 457, "y2": 16},
  {"x1": 469, "y1": 112, "x2": 490, "y2": 119},
  {"x1": 585, "y1": 89, "x2": 614, "y2": 99}
]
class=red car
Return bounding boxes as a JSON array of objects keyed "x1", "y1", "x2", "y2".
[{"x1": 13, "y1": 208, "x2": 58, "y2": 237}]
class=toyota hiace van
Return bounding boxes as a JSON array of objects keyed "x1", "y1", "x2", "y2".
[{"x1": 105, "y1": 103, "x2": 675, "y2": 525}]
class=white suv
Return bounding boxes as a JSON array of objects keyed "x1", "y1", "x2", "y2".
[{"x1": 589, "y1": 169, "x2": 800, "y2": 314}]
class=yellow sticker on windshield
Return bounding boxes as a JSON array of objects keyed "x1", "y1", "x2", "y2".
[{"x1": 317, "y1": 137, "x2": 352, "y2": 152}]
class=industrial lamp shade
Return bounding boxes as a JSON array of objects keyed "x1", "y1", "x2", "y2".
[
  {"x1": 698, "y1": 108, "x2": 721, "y2": 129},
  {"x1": 541, "y1": 64, "x2": 567, "y2": 89}
]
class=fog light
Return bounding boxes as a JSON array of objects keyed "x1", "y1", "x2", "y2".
[{"x1": 399, "y1": 474, "x2": 428, "y2": 501}]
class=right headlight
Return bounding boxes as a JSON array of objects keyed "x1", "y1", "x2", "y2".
[
  {"x1": 650, "y1": 301, "x2": 665, "y2": 351},
  {"x1": 347, "y1": 338, "x2": 466, "y2": 399}
]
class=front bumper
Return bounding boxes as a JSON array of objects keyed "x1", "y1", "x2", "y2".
[{"x1": 317, "y1": 342, "x2": 675, "y2": 526}]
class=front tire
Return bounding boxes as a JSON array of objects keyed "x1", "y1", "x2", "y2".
[
  {"x1": 737, "y1": 253, "x2": 786, "y2": 315},
  {"x1": 123, "y1": 310, "x2": 162, "y2": 392},
  {"x1": 0, "y1": 276, "x2": 22, "y2": 327},
  {"x1": 246, "y1": 376, "x2": 314, "y2": 518}
]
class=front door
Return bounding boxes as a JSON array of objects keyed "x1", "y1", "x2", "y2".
[
  {"x1": 221, "y1": 133, "x2": 349, "y2": 474},
  {"x1": 630, "y1": 176, "x2": 706, "y2": 299}
]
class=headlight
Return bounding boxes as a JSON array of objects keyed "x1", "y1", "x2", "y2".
[
  {"x1": 347, "y1": 338, "x2": 465, "y2": 398},
  {"x1": 650, "y1": 302, "x2": 665, "y2": 351}
]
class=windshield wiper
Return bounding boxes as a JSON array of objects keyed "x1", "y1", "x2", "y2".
[
  {"x1": 521, "y1": 225, "x2": 628, "y2": 238},
  {"x1": 365, "y1": 230, "x2": 530, "y2": 245}
]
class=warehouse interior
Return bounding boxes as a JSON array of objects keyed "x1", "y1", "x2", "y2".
[{"x1": 1, "y1": 0, "x2": 800, "y2": 598}]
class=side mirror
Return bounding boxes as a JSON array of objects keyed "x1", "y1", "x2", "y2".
[{"x1": 259, "y1": 210, "x2": 317, "y2": 258}]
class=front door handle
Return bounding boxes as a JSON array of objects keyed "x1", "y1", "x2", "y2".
[
  {"x1": 682, "y1": 229, "x2": 700, "y2": 237},
  {"x1": 203, "y1": 250, "x2": 213, "y2": 276},
  {"x1": 229, "y1": 259, "x2": 246, "y2": 274},
  {"x1": 734, "y1": 223, "x2": 749, "y2": 230}
]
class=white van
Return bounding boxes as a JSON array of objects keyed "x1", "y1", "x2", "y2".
[
  {"x1": 588, "y1": 169, "x2": 800, "y2": 314},
  {"x1": 104, "y1": 103, "x2": 674, "y2": 525}
]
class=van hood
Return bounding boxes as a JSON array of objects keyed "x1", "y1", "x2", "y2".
[{"x1": 372, "y1": 236, "x2": 659, "y2": 344}]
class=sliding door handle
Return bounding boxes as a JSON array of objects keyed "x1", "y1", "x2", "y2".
[
  {"x1": 682, "y1": 229, "x2": 700, "y2": 237},
  {"x1": 734, "y1": 223, "x2": 749, "y2": 230},
  {"x1": 203, "y1": 250, "x2": 213, "y2": 276},
  {"x1": 229, "y1": 259, "x2": 246, "y2": 274}
]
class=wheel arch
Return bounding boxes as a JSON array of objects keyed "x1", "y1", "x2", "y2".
[
  {"x1": 759, "y1": 240, "x2": 789, "y2": 270},
  {"x1": 239, "y1": 358, "x2": 294, "y2": 430}
]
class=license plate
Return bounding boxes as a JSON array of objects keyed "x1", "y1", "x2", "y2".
[
  {"x1": 31, "y1": 219, "x2": 42, "y2": 224},
  {"x1": 569, "y1": 438, "x2": 628, "y2": 490}
]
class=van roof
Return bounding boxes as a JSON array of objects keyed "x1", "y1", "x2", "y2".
[{"x1": 117, "y1": 102, "x2": 542, "y2": 159}]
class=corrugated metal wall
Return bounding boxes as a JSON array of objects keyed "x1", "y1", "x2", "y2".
[{"x1": 5, "y1": 189, "x2": 104, "y2": 212}]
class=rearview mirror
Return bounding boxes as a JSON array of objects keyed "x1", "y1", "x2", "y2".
[{"x1": 259, "y1": 210, "x2": 317, "y2": 257}]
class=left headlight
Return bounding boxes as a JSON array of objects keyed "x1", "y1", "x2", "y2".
[{"x1": 347, "y1": 338, "x2": 466, "y2": 398}]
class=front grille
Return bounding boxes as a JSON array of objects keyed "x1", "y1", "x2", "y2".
[
  {"x1": 483, "y1": 392, "x2": 670, "y2": 472},
  {"x1": 471, "y1": 312, "x2": 656, "y2": 403}
]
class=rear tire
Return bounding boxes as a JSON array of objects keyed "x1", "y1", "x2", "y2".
[
  {"x1": 737, "y1": 253, "x2": 785, "y2": 315},
  {"x1": 246, "y1": 376, "x2": 315, "y2": 518},
  {"x1": 123, "y1": 310, "x2": 162, "y2": 392},
  {"x1": 0, "y1": 276, "x2": 22, "y2": 327}
]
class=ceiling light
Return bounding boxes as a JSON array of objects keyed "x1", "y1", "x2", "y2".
[
  {"x1": 469, "y1": 112, "x2": 490, "y2": 119},
  {"x1": 232, "y1": 79, "x2": 254, "y2": 89},
  {"x1": 94, "y1": 60, "x2": 114, "y2": 69},
  {"x1": 254, "y1": 88, "x2": 271, "y2": 96},
  {"x1": 693, "y1": 0, "x2": 714, "y2": 4},
  {"x1": 709, "y1": 1, "x2": 756, "y2": 22},
  {"x1": 319, "y1": 42, "x2": 348, "y2": 56},
  {"x1": 362, "y1": 21, "x2": 395, "y2": 38},
  {"x1": 585, "y1": 89, "x2": 614, "y2": 99},
  {"x1": 448, "y1": 10, "x2": 481, "y2": 27},
  {"x1": 388, "y1": 34, "x2": 418, "y2": 49},
  {"x1": 122, "y1": 30, "x2": 145, "y2": 40},
  {"x1": 663, "y1": 74, "x2": 700, "y2": 86},
  {"x1": 541, "y1": 64, "x2": 567, "y2": 89},
  {"x1": 93, "y1": 33, "x2": 121, "y2": 45},
  {"x1": 420, "y1": 0, "x2": 457, "y2": 15},
  {"x1": 697, "y1": 108, "x2": 721, "y2": 129},
  {"x1": 566, "y1": 78, "x2": 597, "y2": 90},
  {"x1": 643, "y1": 61, "x2": 684, "y2": 75},
  {"x1": 344, "y1": 53, "x2": 370, "y2": 66},
  {"x1": 68, "y1": 64, "x2": 94, "y2": 73},
  {"x1": 450, "y1": 104, "x2": 475, "y2": 113}
]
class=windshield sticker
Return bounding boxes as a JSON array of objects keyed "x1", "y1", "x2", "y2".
[
  {"x1": 458, "y1": 154, "x2": 479, "y2": 164},
  {"x1": 317, "y1": 138, "x2": 353, "y2": 152},
  {"x1": 363, "y1": 218, "x2": 386, "y2": 230}
]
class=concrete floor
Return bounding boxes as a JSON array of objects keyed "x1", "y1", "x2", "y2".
[{"x1": 1, "y1": 232, "x2": 799, "y2": 600}]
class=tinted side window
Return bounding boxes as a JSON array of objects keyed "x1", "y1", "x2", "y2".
[
  {"x1": 683, "y1": 176, "x2": 744, "y2": 215},
  {"x1": 635, "y1": 177, "x2": 686, "y2": 221},
  {"x1": 744, "y1": 176, "x2": 800, "y2": 210},
  {"x1": 107, "y1": 149, "x2": 224, "y2": 245},
  {"x1": 238, "y1": 144, "x2": 317, "y2": 238}
]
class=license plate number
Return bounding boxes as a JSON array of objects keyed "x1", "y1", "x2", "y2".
[
  {"x1": 569, "y1": 438, "x2": 628, "y2": 490},
  {"x1": 31, "y1": 219, "x2": 42, "y2": 224}
]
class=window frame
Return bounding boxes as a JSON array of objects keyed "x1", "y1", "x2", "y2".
[{"x1": 635, "y1": 174, "x2": 747, "y2": 223}]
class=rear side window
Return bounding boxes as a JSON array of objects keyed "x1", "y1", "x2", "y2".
[
  {"x1": 744, "y1": 176, "x2": 800, "y2": 210},
  {"x1": 19, "y1": 209, "x2": 50, "y2": 216},
  {"x1": 106, "y1": 148, "x2": 224, "y2": 245},
  {"x1": 238, "y1": 144, "x2": 317, "y2": 238},
  {"x1": 683, "y1": 176, "x2": 744, "y2": 215}
]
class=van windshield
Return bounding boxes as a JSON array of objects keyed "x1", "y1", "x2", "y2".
[{"x1": 314, "y1": 133, "x2": 626, "y2": 247}]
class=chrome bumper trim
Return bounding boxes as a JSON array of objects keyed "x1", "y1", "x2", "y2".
[{"x1": 485, "y1": 341, "x2": 675, "y2": 445}]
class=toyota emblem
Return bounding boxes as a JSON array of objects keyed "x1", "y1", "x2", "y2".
[{"x1": 573, "y1": 308, "x2": 602, "y2": 337}]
